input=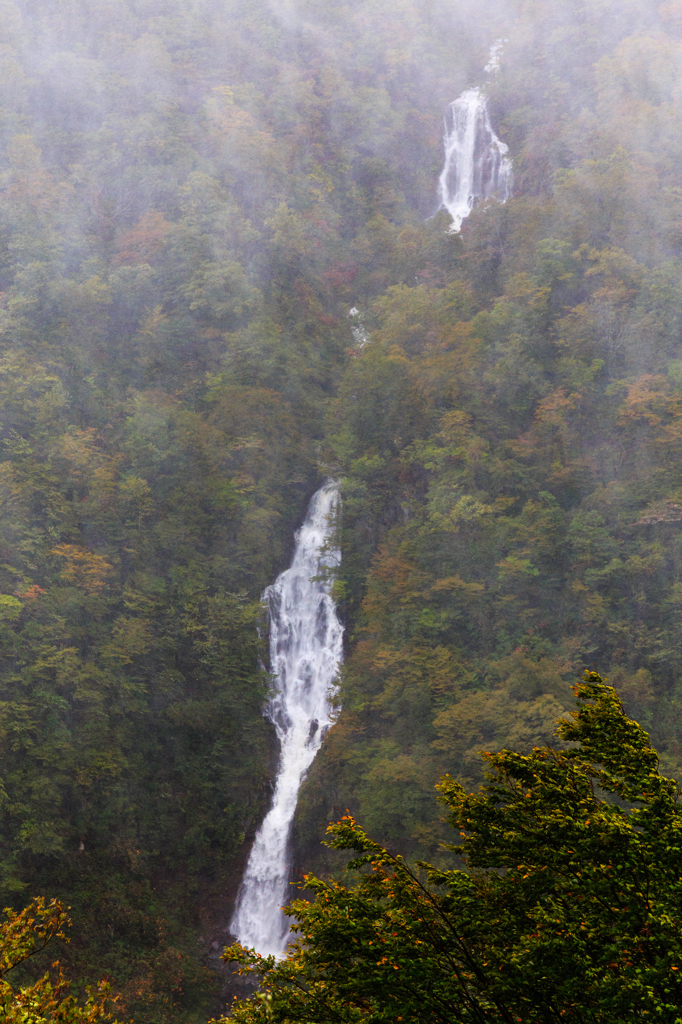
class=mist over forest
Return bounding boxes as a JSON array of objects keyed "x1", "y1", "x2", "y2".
[{"x1": 1, "y1": 0, "x2": 682, "y2": 1020}]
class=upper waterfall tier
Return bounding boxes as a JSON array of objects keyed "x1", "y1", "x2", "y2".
[{"x1": 437, "y1": 87, "x2": 512, "y2": 232}]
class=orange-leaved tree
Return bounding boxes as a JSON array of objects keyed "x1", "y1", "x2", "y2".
[{"x1": 0, "y1": 897, "x2": 120, "y2": 1023}]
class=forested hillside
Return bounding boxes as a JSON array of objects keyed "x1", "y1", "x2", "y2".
[
  {"x1": 297, "y1": 0, "x2": 682, "y2": 872},
  {"x1": 0, "y1": 0, "x2": 681, "y2": 1019},
  {"x1": 0, "y1": 0, "x2": 514, "y2": 1018}
]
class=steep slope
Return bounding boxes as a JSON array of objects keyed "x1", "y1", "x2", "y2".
[
  {"x1": 0, "y1": 0, "x2": 503, "y2": 1018},
  {"x1": 297, "y1": 0, "x2": 682, "y2": 873}
]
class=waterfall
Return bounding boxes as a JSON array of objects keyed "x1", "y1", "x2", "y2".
[
  {"x1": 348, "y1": 306, "x2": 369, "y2": 349},
  {"x1": 230, "y1": 481, "x2": 343, "y2": 958},
  {"x1": 437, "y1": 45, "x2": 512, "y2": 232}
]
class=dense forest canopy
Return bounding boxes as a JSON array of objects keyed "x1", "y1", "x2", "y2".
[
  {"x1": 298, "y1": 0, "x2": 682, "y2": 874},
  {"x1": 0, "y1": 0, "x2": 681, "y2": 1019},
  {"x1": 225, "y1": 675, "x2": 682, "y2": 1023}
]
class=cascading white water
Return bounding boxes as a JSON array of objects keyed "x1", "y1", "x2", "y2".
[
  {"x1": 437, "y1": 43, "x2": 512, "y2": 232},
  {"x1": 437, "y1": 89, "x2": 512, "y2": 231},
  {"x1": 230, "y1": 481, "x2": 343, "y2": 958},
  {"x1": 348, "y1": 306, "x2": 369, "y2": 349}
]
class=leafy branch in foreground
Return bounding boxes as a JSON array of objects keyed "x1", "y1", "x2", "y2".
[
  {"x1": 217, "y1": 673, "x2": 682, "y2": 1023},
  {"x1": 0, "y1": 897, "x2": 121, "y2": 1024}
]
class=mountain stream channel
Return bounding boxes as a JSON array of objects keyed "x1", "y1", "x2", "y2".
[{"x1": 229, "y1": 43, "x2": 512, "y2": 961}]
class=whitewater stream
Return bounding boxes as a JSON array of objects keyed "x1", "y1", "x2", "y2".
[
  {"x1": 437, "y1": 46, "x2": 512, "y2": 231},
  {"x1": 230, "y1": 481, "x2": 343, "y2": 958}
]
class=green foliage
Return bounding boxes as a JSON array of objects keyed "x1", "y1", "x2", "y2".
[
  {"x1": 223, "y1": 675, "x2": 682, "y2": 1023},
  {"x1": 0, "y1": 0, "x2": 521, "y2": 1015},
  {"x1": 299, "y1": 0, "x2": 682, "y2": 879},
  {"x1": 2, "y1": 0, "x2": 682, "y2": 1015}
]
